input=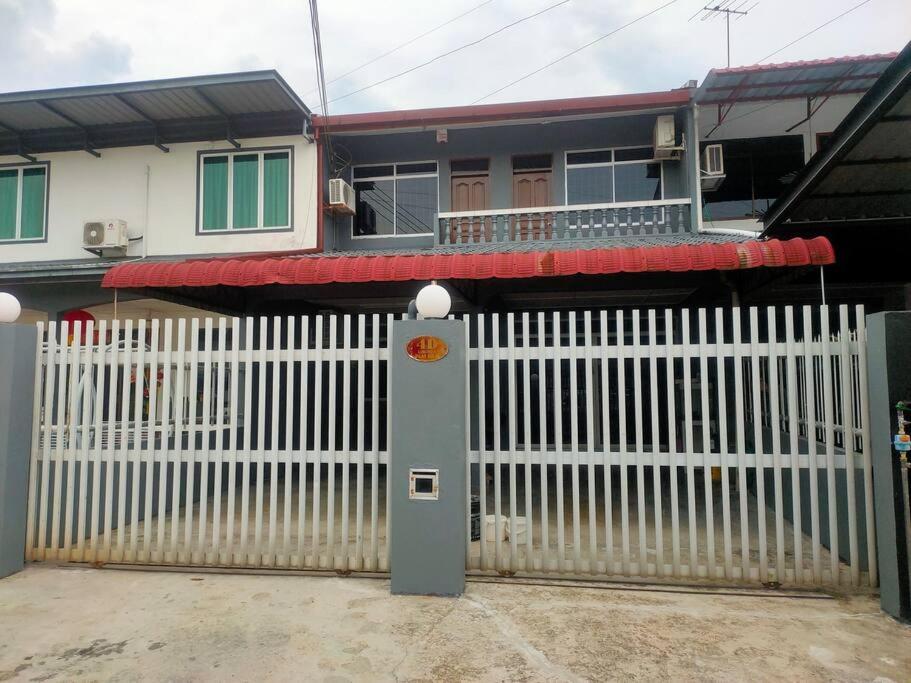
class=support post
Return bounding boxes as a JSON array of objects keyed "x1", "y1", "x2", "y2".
[
  {"x1": 866, "y1": 311, "x2": 911, "y2": 622},
  {"x1": 0, "y1": 324, "x2": 38, "y2": 578},
  {"x1": 389, "y1": 319, "x2": 466, "y2": 596}
]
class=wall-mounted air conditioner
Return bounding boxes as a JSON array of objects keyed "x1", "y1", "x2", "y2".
[
  {"x1": 328, "y1": 178, "x2": 356, "y2": 215},
  {"x1": 83, "y1": 219, "x2": 128, "y2": 256},
  {"x1": 653, "y1": 115, "x2": 682, "y2": 159},
  {"x1": 700, "y1": 144, "x2": 726, "y2": 192}
]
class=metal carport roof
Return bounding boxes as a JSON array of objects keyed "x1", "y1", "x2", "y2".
[
  {"x1": 0, "y1": 71, "x2": 311, "y2": 159},
  {"x1": 763, "y1": 41, "x2": 911, "y2": 232},
  {"x1": 695, "y1": 53, "x2": 897, "y2": 105}
]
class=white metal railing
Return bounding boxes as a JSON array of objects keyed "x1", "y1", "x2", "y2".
[
  {"x1": 437, "y1": 198, "x2": 692, "y2": 246},
  {"x1": 462, "y1": 305, "x2": 875, "y2": 588},
  {"x1": 25, "y1": 315, "x2": 392, "y2": 572}
]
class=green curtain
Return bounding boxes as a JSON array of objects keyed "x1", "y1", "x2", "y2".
[
  {"x1": 0, "y1": 170, "x2": 17, "y2": 240},
  {"x1": 263, "y1": 152, "x2": 290, "y2": 227},
  {"x1": 20, "y1": 168, "x2": 46, "y2": 239},
  {"x1": 233, "y1": 154, "x2": 259, "y2": 229},
  {"x1": 202, "y1": 156, "x2": 228, "y2": 230}
]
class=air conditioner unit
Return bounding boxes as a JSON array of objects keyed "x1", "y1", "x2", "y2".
[
  {"x1": 328, "y1": 178, "x2": 356, "y2": 215},
  {"x1": 653, "y1": 115, "x2": 681, "y2": 159},
  {"x1": 700, "y1": 144, "x2": 726, "y2": 192},
  {"x1": 83, "y1": 219, "x2": 128, "y2": 256}
]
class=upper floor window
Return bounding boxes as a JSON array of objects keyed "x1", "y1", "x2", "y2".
[
  {"x1": 0, "y1": 163, "x2": 48, "y2": 242},
  {"x1": 565, "y1": 147, "x2": 661, "y2": 205},
  {"x1": 352, "y1": 162, "x2": 438, "y2": 237},
  {"x1": 198, "y1": 148, "x2": 292, "y2": 232}
]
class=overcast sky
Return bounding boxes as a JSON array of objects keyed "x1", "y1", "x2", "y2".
[{"x1": 1, "y1": 0, "x2": 907, "y2": 113}]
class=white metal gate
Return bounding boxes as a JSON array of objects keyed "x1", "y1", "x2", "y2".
[
  {"x1": 25, "y1": 315, "x2": 392, "y2": 571},
  {"x1": 465, "y1": 305, "x2": 876, "y2": 587},
  {"x1": 26, "y1": 305, "x2": 875, "y2": 589}
]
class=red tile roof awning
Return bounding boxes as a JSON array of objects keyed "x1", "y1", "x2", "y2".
[{"x1": 102, "y1": 237, "x2": 834, "y2": 289}]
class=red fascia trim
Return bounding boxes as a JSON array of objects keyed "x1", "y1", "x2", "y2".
[
  {"x1": 101, "y1": 237, "x2": 835, "y2": 290},
  {"x1": 312, "y1": 90, "x2": 692, "y2": 133}
]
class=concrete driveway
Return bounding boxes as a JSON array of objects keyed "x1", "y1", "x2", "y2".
[{"x1": 0, "y1": 565, "x2": 908, "y2": 682}]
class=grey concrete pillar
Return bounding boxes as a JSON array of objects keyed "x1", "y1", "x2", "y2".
[
  {"x1": 0, "y1": 324, "x2": 38, "y2": 579},
  {"x1": 866, "y1": 311, "x2": 911, "y2": 622},
  {"x1": 389, "y1": 319, "x2": 466, "y2": 596}
]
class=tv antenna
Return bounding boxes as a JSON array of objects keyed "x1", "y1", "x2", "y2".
[{"x1": 690, "y1": 2, "x2": 758, "y2": 67}]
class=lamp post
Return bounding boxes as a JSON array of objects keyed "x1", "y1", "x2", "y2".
[{"x1": 0, "y1": 292, "x2": 21, "y2": 323}]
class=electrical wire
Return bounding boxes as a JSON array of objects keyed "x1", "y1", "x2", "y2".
[
  {"x1": 473, "y1": 0, "x2": 683, "y2": 104},
  {"x1": 307, "y1": 0, "x2": 337, "y2": 175},
  {"x1": 756, "y1": 0, "x2": 875, "y2": 64},
  {"x1": 306, "y1": 0, "x2": 495, "y2": 97},
  {"x1": 314, "y1": 0, "x2": 571, "y2": 109}
]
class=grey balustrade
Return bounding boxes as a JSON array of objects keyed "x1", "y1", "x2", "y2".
[{"x1": 436, "y1": 200, "x2": 692, "y2": 246}]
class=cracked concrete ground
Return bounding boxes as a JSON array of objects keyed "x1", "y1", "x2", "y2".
[{"x1": 0, "y1": 565, "x2": 909, "y2": 682}]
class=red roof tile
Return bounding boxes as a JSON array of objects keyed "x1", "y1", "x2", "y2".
[{"x1": 102, "y1": 237, "x2": 834, "y2": 290}]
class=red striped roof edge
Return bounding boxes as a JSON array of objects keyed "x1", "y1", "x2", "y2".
[
  {"x1": 102, "y1": 237, "x2": 834, "y2": 290},
  {"x1": 312, "y1": 89, "x2": 692, "y2": 133}
]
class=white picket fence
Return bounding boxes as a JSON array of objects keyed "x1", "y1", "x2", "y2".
[
  {"x1": 464, "y1": 305, "x2": 875, "y2": 587},
  {"x1": 25, "y1": 315, "x2": 393, "y2": 571},
  {"x1": 25, "y1": 305, "x2": 875, "y2": 588}
]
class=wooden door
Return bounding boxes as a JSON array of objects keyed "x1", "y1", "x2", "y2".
[
  {"x1": 450, "y1": 174, "x2": 490, "y2": 243},
  {"x1": 512, "y1": 171, "x2": 553, "y2": 240}
]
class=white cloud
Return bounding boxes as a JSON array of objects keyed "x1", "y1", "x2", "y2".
[
  {"x1": 0, "y1": 0, "x2": 132, "y2": 91},
  {"x1": 0, "y1": 0, "x2": 907, "y2": 112}
]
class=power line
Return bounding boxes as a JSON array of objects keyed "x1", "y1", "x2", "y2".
[
  {"x1": 473, "y1": 0, "x2": 682, "y2": 104},
  {"x1": 757, "y1": 0, "x2": 874, "y2": 64},
  {"x1": 307, "y1": 0, "x2": 495, "y2": 97},
  {"x1": 307, "y1": 0, "x2": 336, "y2": 174},
  {"x1": 315, "y1": 0, "x2": 571, "y2": 109}
]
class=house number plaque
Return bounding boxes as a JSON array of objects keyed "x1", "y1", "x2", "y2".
[{"x1": 405, "y1": 335, "x2": 448, "y2": 362}]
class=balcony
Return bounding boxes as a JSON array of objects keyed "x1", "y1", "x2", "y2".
[{"x1": 436, "y1": 199, "x2": 692, "y2": 247}]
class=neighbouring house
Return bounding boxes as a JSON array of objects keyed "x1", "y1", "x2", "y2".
[
  {"x1": 0, "y1": 52, "x2": 900, "y2": 321},
  {"x1": 0, "y1": 71, "x2": 317, "y2": 324}
]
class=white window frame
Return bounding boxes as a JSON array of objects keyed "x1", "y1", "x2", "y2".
[
  {"x1": 0, "y1": 163, "x2": 48, "y2": 243},
  {"x1": 351, "y1": 161, "x2": 439, "y2": 239},
  {"x1": 197, "y1": 147, "x2": 293, "y2": 233},
  {"x1": 563, "y1": 145, "x2": 665, "y2": 206}
]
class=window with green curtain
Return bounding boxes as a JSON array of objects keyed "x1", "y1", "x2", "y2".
[
  {"x1": 202, "y1": 156, "x2": 228, "y2": 230},
  {"x1": 0, "y1": 170, "x2": 16, "y2": 240},
  {"x1": 263, "y1": 152, "x2": 289, "y2": 227},
  {"x1": 232, "y1": 154, "x2": 259, "y2": 229},
  {"x1": 20, "y1": 167, "x2": 46, "y2": 239}
]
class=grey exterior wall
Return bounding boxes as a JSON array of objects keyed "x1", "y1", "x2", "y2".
[{"x1": 327, "y1": 110, "x2": 690, "y2": 252}]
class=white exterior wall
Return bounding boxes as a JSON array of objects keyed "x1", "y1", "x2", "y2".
[{"x1": 0, "y1": 135, "x2": 317, "y2": 264}]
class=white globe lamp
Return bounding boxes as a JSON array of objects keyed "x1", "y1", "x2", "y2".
[
  {"x1": 0, "y1": 292, "x2": 21, "y2": 323},
  {"x1": 415, "y1": 281, "x2": 451, "y2": 319}
]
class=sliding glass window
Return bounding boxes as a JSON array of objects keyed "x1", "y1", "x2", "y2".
[
  {"x1": 352, "y1": 162, "x2": 438, "y2": 237},
  {"x1": 565, "y1": 147, "x2": 662, "y2": 205},
  {"x1": 199, "y1": 149, "x2": 292, "y2": 232},
  {"x1": 0, "y1": 164, "x2": 48, "y2": 241}
]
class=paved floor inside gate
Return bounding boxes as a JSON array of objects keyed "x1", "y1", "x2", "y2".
[
  {"x1": 1, "y1": 565, "x2": 908, "y2": 682},
  {"x1": 118, "y1": 466, "x2": 853, "y2": 585}
]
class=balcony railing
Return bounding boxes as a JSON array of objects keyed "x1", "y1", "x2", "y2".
[{"x1": 436, "y1": 199, "x2": 692, "y2": 247}]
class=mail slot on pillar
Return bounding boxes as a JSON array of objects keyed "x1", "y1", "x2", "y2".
[{"x1": 389, "y1": 283, "x2": 466, "y2": 597}]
